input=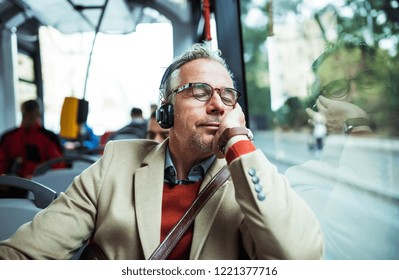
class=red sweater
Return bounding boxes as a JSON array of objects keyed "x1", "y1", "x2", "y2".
[{"x1": 161, "y1": 181, "x2": 202, "y2": 259}]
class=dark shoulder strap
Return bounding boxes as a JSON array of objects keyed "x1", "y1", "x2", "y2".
[{"x1": 149, "y1": 165, "x2": 230, "y2": 260}]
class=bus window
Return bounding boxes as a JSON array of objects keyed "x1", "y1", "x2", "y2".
[
  {"x1": 17, "y1": 52, "x2": 37, "y2": 101},
  {"x1": 240, "y1": 0, "x2": 399, "y2": 259},
  {"x1": 39, "y1": 21, "x2": 173, "y2": 135}
]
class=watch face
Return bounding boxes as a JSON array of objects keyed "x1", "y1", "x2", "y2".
[
  {"x1": 247, "y1": 129, "x2": 254, "y2": 140},
  {"x1": 343, "y1": 121, "x2": 353, "y2": 133},
  {"x1": 347, "y1": 125, "x2": 354, "y2": 133}
]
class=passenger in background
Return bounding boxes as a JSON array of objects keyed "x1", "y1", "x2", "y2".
[
  {"x1": 108, "y1": 107, "x2": 147, "y2": 140},
  {"x1": 308, "y1": 111, "x2": 327, "y2": 158},
  {"x1": 62, "y1": 123, "x2": 99, "y2": 154},
  {"x1": 0, "y1": 99, "x2": 63, "y2": 195},
  {"x1": 150, "y1": 103, "x2": 158, "y2": 115},
  {"x1": 147, "y1": 111, "x2": 169, "y2": 143}
]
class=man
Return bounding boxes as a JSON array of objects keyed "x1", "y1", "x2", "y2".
[
  {"x1": 147, "y1": 111, "x2": 169, "y2": 142},
  {"x1": 108, "y1": 107, "x2": 147, "y2": 140},
  {"x1": 0, "y1": 99, "x2": 63, "y2": 179},
  {"x1": 62, "y1": 123, "x2": 100, "y2": 153},
  {"x1": 0, "y1": 43, "x2": 323, "y2": 259}
]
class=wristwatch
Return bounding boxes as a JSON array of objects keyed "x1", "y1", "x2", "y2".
[
  {"x1": 218, "y1": 127, "x2": 254, "y2": 154},
  {"x1": 343, "y1": 117, "x2": 371, "y2": 134}
]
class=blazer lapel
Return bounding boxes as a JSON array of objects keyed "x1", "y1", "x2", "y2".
[
  {"x1": 134, "y1": 142, "x2": 166, "y2": 259},
  {"x1": 190, "y1": 159, "x2": 230, "y2": 259}
]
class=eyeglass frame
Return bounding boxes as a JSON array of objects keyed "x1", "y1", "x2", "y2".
[
  {"x1": 312, "y1": 69, "x2": 378, "y2": 111},
  {"x1": 173, "y1": 82, "x2": 241, "y2": 106},
  {"x1": 318, "y1": 69, "x2": 378, "y2": 99}
]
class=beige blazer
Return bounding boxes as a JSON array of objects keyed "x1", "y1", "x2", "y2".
[{"x1": 0, "y1": 139, "x2": 324, "y2": 259}]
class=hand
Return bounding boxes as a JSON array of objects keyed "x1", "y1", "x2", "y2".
[
  {"x1": 307, "y1": 96, "x2": 368, "y2": 133},
  {"x1": 212, "y1": 103, "x2": 246, "y2": 159},
  {"x1": 64, "y1": 141, "x2": 81, "y2": 150}
]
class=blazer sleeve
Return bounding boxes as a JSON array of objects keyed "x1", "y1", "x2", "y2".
[{"x1": 228, "y1": 149, "x2": 324, "y2": 259}]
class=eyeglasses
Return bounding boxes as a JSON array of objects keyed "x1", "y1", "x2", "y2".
[
  {"x1": 318, "y1": 69, "x2": 378, "y2": 99},
  {"x1": 173, "y1": 82, "x2": 241, "y2": 106}
]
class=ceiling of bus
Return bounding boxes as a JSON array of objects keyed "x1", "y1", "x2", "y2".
[{"x1": 1, "y1": 0, "x2": 194, "y2": 34}]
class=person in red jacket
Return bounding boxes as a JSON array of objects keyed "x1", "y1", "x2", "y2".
[{"x1": 0, "y1": 99, "x2": 64, "y2": 183}]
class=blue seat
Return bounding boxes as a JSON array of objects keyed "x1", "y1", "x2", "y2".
[
  {"x1": 32, "y1": 154, "x2": 98, "y2": 176},
  {"x1": 0, "y1": 175, "x2": 57, "y2": 241},
  {"x1": 31, "y1": 155, "x2": 97, "y2": 195},
  {"x1": 32, "y1": 169, "x2": 81, "y2": 195}
]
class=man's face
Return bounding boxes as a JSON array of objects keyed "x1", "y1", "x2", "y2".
[
  {"x1": 148, "y1": 118, "x2": 169, "y2": 143},
  {"x1": 170, "y1": 58, "x2": 235, "y2": 154},
  {"x1": 315, "y1": 48, "x2": 386, "y2": 113},
  {"x1": 21, "y1": 109, "x2": 40, "y2": 127}
]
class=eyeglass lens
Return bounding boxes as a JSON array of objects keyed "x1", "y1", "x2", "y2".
[{"x1": 192, "y1": 83, "x2": 238, "y2": 106}]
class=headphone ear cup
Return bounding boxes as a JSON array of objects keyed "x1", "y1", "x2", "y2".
[{"x1": 155, "y1": 103, "x2": 174, "y2": 129}]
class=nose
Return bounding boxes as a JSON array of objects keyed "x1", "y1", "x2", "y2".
[{"x1": 206, "y1": 89, "x2": 226, "y2": 115}]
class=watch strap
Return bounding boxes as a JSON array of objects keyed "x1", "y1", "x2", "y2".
[
  {"x1": 218, "y1": 127, "x2": 252, "y2": 154},
  {"x1": 344, "y1": 117, "x2": 370, "y2": 133}
]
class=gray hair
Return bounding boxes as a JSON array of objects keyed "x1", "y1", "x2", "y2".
[{"x1": 159, "y1": 42, "x2": 235, "y2": 104}]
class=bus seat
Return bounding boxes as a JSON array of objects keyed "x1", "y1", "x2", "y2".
[
  {"x1": 32, "y1": 169, "x2": 81, "y2": 195},
  {"x1": 0, "y1": 198, "x2": 42, "y2": 241},
  {"x1": 32, "y1": 154, "x2": 97, "y2": 177},
  {"x1": 31, "y1": 155, "x2": 97, "y2": 195},
  {"x1": 0, "y1": 175, "x2": 57, "y2": 208},
  {"x1": 0, "y1": 175, "x2": 57, "y2": 241}
]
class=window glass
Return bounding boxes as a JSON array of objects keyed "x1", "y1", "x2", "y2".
[
  {"x1": 17, "y1": 52, "x2": 35, "y2": 82},
  {"x1": 39, "y1": 22, "x2": 173, "y2": 135},
  {"x1": 16, "y1": 52, "x2": 37, "y2": 118},
  {"x1": 241, "y1": 0, "x2": 399, "y2": 260}
]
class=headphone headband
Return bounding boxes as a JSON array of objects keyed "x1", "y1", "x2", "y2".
[
  {"x1": 159, "y1": 60, "x2": 182, "y2": 99},
  {"x1": 159, "y1": 64, "x2": 173, "y2": 91}
]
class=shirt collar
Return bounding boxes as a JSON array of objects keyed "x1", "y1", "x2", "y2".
[{"x1": 164, "y1": 146, "x2": 215, "y2": 185}]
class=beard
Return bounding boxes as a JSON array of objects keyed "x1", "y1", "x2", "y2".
[
  {"x1": 190, "y1": 116, "x2": 222, "y2": 153},
  {"x1": 189, "y1": 131, "x2": 212, "y2": 153},
  {"x1": 174, "y1": 117, "x2": 220, "y2": 154}
]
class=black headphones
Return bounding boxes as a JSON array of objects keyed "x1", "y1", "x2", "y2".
[
  {"x1": 155, "y1": 103, "x2": 174, "y2": 129},
  {"x1": 156, "y1": 62, "x2": 179, "y2": 128}
]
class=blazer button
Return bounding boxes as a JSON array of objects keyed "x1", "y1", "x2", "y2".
[
  {"x1": 251, "y1": 175, "x2": 260, "y2": 184},
  {"x1": 248, "y1": 168, "x2": 256, "y2": 176},
  {"x1": 257, "y1": 192, "x2": 266, "y2": 201},
  {"x1": 254, "y1": 184, "x2": 262, "y2": 193}
]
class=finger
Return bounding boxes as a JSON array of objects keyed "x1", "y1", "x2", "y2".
[
  {"x1": 212, "y1": 137, "x2": 226, "y2": 159},
  {"x1": 317, "y1": 95, "x2": 330, "y2": 108},
  {"x1": 305, "y1": 108, "x2": 315, "y2": 118},
  {"x1": 234, "y1": 102, "x2": 241, "y2": 110},
  {"x1": 215, "y1": 150, "x2": 226, "y2": 159},
  {"x1": 315, "y1": 97, "x2": 327, "y2": 112},
  {"x1": 223, "y1": 105, "x2": 246, "y2": 128}
]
